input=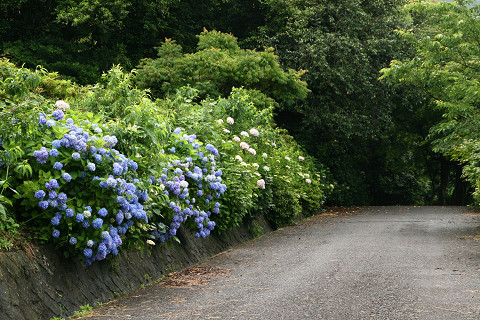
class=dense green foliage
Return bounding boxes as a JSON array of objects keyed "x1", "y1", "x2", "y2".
[{"x1": 381, "y1": 0, "x2": 479, "y2": 204}]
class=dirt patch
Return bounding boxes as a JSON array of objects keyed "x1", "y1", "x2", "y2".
[{"x1": 161, "y1": 265, "x2": 230, "y2": 287}]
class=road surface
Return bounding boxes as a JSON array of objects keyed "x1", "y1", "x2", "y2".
[{"x1": 80, "y1": 206, "x2": 480, "y2": 319}]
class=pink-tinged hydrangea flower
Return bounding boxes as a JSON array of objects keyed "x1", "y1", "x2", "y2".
[
  {"x1": 257, "y1": 179, "x2": 266, "y2": 189},
  {"x1": 240, "y1": 131, "x2": 249, "y2": 137},
  {"x1": 240, "y1": 142, "x2": 249, "y2": 150},
  {"x1": 306, "y1": 179, "x2": 312, "y2": 184},
  {"x1": 227, "y1": 117, "x2": 234, "y2": 124},
  {"x1": 249, "y1": 128, "x2": 259, "y2": 136},
  {"x1": 233, "y1": 136, "x2": 241, "y2": 142},
  {"x1": 248, "y1": 148, "x2": 257, "y2": 155}
]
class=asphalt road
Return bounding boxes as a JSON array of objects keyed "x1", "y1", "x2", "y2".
[{"x1": 80, "y1": 206, "x2": 480, "y2": 320}]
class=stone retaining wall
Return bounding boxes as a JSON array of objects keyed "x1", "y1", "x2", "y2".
[{"x1": 0, "y1": 217, "x2": 273, "y2": 320}]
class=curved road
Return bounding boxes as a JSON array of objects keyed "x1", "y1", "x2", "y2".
[{"x1": 81, "y1": 206, "x2": 480, "y2": 319}]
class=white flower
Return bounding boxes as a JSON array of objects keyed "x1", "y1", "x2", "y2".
[
  {"x1": 240, "y1": 131, "x2": 249, "y2": 137},
  {"x1": 262, "y1": 153, "x2": 268, "y2": 158},
  {"x1": 55, "y1": 100, "x2": 70, "y2": 111},
  {"x1": 227, "y1": 117, "x2": 234, "y2": 124},
  {"x1": 180, "y1": 180, "x2": 189, "y2": 188},
  {"x1": 223, "y1": 128, "x2": 230, "y2": 133},
  {"x1": 306, "y1": 179, "x2": 312, "y2": 184},
  {"x1": 83, "y1": 210, "x2": 91, "y2": 218},
  {"x1": 298, "y1": 156, "x2": 305, "y2": 161},
  {"x1": 234, "y1": 136, "x2": 241, "y2": 142},
  {"x1": 285, "y1": 156, "x2": 291, "y2": 161},
  {"x1": 159, "y1": 184, "x2": 165, "y2": 190},
  {"x1": 240, "y1": 161, "x2": 248, "y2": 166},
  {"x1": 272, "y1": 142, "x2": 277, "y2": 147},
  {"x1": 217, "y1": 119, "x2": 224, "y2": 124},
  {"x1": 252, "y1": 163, "x2": 259, "y2": 169},
  {"x1": 257, "y1": 179, "x2": 266, "y2": 189},
  {"x1": 235, "y1": 155, "x2": 243, "y2": 161},
  {"x1": 286, "y1": 165, "x2": 291, "y2": 169},
  {"x1": 248, "y1": 148, "x2": 257, "y2": 155},
  {"x1": 240, "y1": 142, "x2": 250, "y2": 150},
  {"x1": 249, "y1": 128, "x2": 259, "y2": 137},
  {"x1": 263, "y1": 166, "x2": 270, "y2": 171},
  {"x1": 147, "y1": 240, "x2": 156, "y2": 246}
]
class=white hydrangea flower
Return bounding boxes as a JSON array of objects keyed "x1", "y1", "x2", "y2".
[
  {"x1": 217, "y1": 119, "x2": 224, "y2": 124},
  {"x1": 285, "y1": 156, "x2": 291, "y2": 161},
  {"x1": 180, "y1": 180, "x2": 189, "y2": 188},
  {"x1": 240, "y1": 142, "x2": 250, "y2": 150},
  {"x1": 306, "y1": 179, "x2": 312, "y2": 184},
  {"x1": 83, "y1": 210, "x2": 91, "y2": 218},
  {"x1": 263, "y1": 166, "x2": 270, "y2": 171},
  {"x1": 262, "y1": 153, "x2": 268, "y2": 158},
  {"x1": 223, "y1": 128, "x2": 230, "y2": 133},
  {"x1": 235, "y1": 155, "x2": 243, "y2": 161},
  {"x1": 248, "y1": 148, "x2": 257, "y2": 155},
  {"x1": 240, "y1": 131, "x2": 249, "y2": 137},
  {"x1": 298, "y1": 156, "x2": 305, "y2": 161},
  {"x1": 249, "y1": 128, "x2": 259, "y2": 136},
  {"x1": 234, "y1": 136, "x2": 241, "y2": 142},
  {"x1": 55, "y1": 100, "x2": 70, "y2": 111},
  {"x1": 227, "y1": 117, "x2": 234, "y2": 124},
  {"x1": 252, "y1": 163, "x2": 259, "y2": 169},
  {"x1": 147, "y1": 240, "x2": 156, "y2": 246},
  {"x1": 257, "y1": 179, "x2": 266, "y2": 189}
]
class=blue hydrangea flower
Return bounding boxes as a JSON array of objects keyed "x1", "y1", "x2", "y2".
[
  {"x1": 169, "y1": 147, "x2": 176, "y2": 154},
  {"x1": 49, "y1": 149, "x2": 59, "y2": 157},
  {"x1": 52, "y1": 110, "x2": 64, "y2": 121},
  {"x1": 35, "y1": 190, "x2": 46, "y2": 200},
  {"x1": 106, "y1": 177, "x2": 117, "y2": 188},
  {"x1": 39, "y1": 201, "x2": 49, "y2": 210},
  {"x1": 94, "y1": 154, "x2": 102, "y2": 163},
  {"x1": 52, "y1": 140, "x2": 61, "y2": 149},
  {"x1": 98, "y1": 208, "x2": 108, "y2": 217},
  {"x1": 57, "y1": 193, "x2": 67, "y2": 204},
  {"x1": 53, "y1": 162, "x2": 63, "y2": 170},
  {"x1": 66, "y1": 118, "x2": 74, "y2": 125},
  {"x1": 112, "y1": 163, "x2": 123, "y2": 176},
  {"x1": 38, "y1": 114, "x2": 47, "y2": 125},
  {"x1": 83, "y1": 248, "x2": 93, "y2": 258},
  {"x1": 173, "y1": 128, "x2": 182, "y2": 135},
  {"x1": 58, "y1": 204, "x2": 67, "y2": 211},
  {"x1": 51, "y1": 216, "x2": 60, "y2": 226},
  {"x1": 62, "y1": 173, "x2": 72, "y2": 182},
  {"x1": 128, "y1": 160, "x2": 138, "y2": 171},
  {"x1": 82, "y1": 220, "x2": 90, "y2": 228},
  {"x1": 92, "y1": 218, "x2": 103, "y2": 229},
  {"x1": 65, "y1": 208, "x2": 74, "y2": 218},
  {"x1": 46, "y1": 119, "x2": 56, "y2": 128},
  {"x1": 48, "y1": 191, "x2": 57, "y2": 200},
  {"x1": 33, "y1": 147, "x2": 49, "y2": 164},
  {"x1": 86, "y1": 162, "x2": 95, "y2": 172},
  {"x1": 69, "y1": 237, "x2": 77, "y2": 245},
  {"x1": 52, "y1": 229, "x2": 60, "y2": 238},
  {"x1": 76, "y1": 213, "x2": 84, "y2": 223},
  {"x1": 115, "y1": 211, "x2": 124, "y2": 225},
  {"x1": 72, "y1": 152, "x2": 81, "y2": 160},
  {"x1": 45, "y1": 179, "x2": 59, "y2": 190}
]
